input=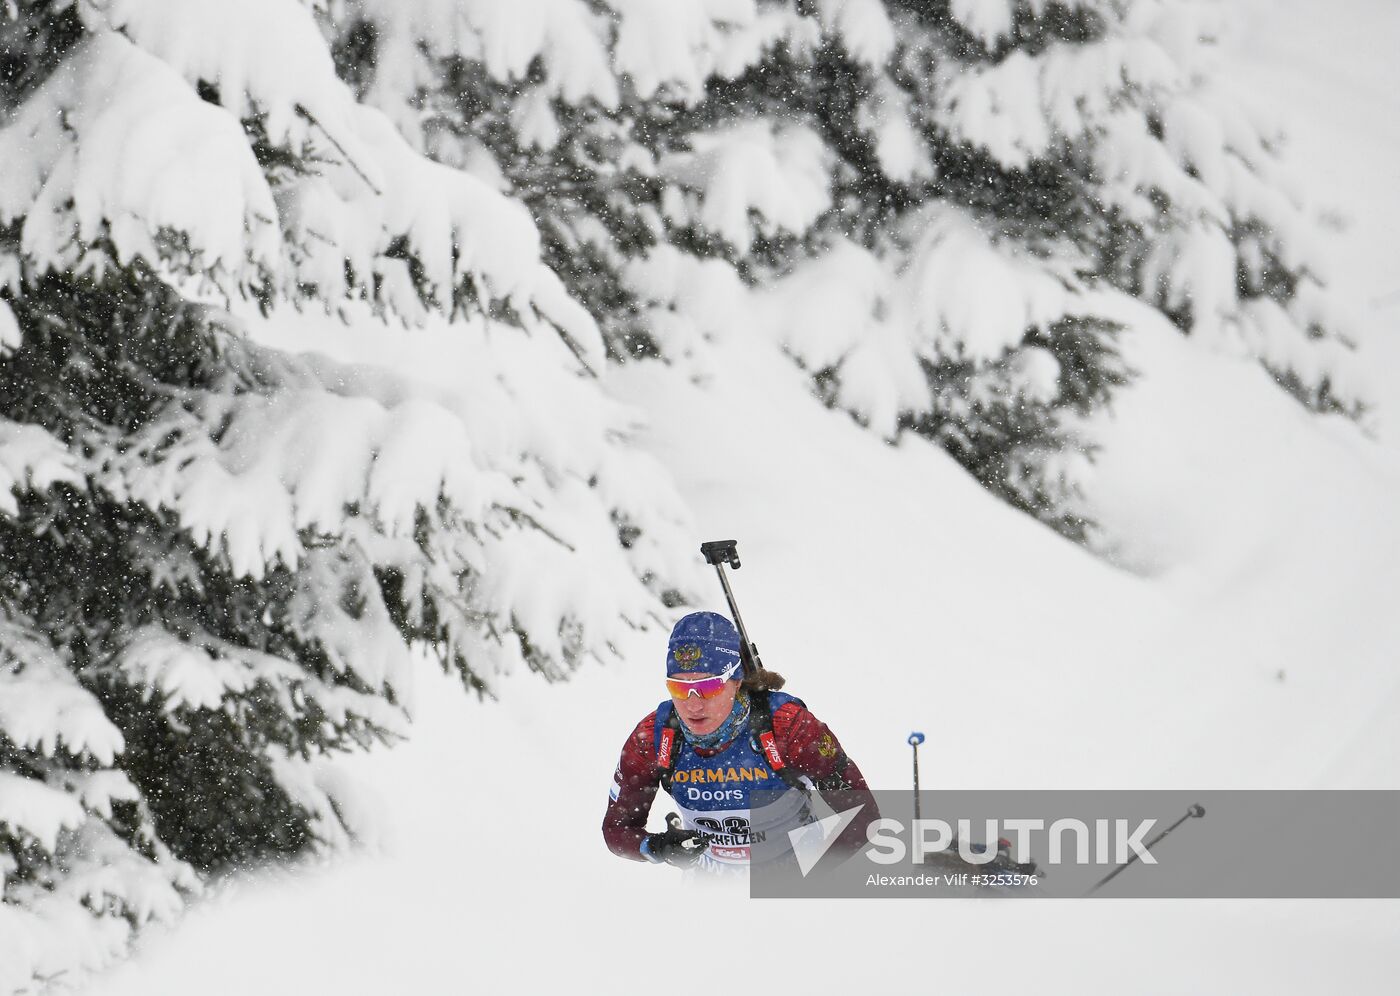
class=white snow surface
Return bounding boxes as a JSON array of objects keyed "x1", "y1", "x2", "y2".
[{"x1": 83, "y1": 1, "x2": 1400, "y2": 993}]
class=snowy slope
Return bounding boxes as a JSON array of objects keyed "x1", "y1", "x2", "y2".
[
  {"x1": 1089, "y1": 0, "x2": 1400, "y2": 788},
  {"x1": 1222, "y1": 0, "x2": 1400, "y2": 446},
  {"x1": 87, "y1": 325, "x2": 1400, "y2": 996},
  {"x1": 85, "y1": 1, "x2": 1400, "y2": 993}
]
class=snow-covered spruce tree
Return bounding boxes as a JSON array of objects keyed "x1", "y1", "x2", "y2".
[
  {"x1": 0, "y1": 0, "x2": 694, "y2": 983},
  {"x1": 321, "y1": 0, "x2": 1362, "y2": 539}
]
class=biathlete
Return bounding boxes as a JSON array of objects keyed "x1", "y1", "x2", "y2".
[{"x1": 601, "y1": 611, "x2": 878, "y2": 873}]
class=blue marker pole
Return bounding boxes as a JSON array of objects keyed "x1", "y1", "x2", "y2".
[{"x1": 908, "y1": 732, "x2": 926, "y2": 822}]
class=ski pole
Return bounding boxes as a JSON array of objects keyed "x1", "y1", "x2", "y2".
[
  {"x1": 1087, "y1": 803, "x2": 1206, "y2": 895},
  {"x1": 699, "y1": 540, "x2": 763, "y2": 677},
  {"x1": 908, "y1": 732, "x2": 926, "y2": 822}
]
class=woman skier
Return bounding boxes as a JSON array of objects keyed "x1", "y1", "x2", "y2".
[{"x1": 602, "y1": 611, "x2": 878, "y2": 874}]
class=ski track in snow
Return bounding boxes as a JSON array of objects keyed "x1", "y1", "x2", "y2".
[{"x1": 86, "y1": 2, "x2": 1400, "y2": 993}]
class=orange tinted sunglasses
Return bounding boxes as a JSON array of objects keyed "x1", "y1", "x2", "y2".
[{"x1": 665, "y1": 659, "x2": 741, "y2": 700}]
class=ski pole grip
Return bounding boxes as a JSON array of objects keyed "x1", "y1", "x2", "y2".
[{"x1": 700, "y1": 540, "x2": 741, "y2": 569}]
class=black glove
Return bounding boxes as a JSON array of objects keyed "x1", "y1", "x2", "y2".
[{"x1": 643, "y1": 813, "x2": 709, "y2": 868}]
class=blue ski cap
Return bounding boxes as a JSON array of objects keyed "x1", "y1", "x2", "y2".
[{"x1": 666, "y1": 611, "x2": 742, "y2": 678}]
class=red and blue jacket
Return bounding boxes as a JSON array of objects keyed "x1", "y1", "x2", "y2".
[{"x1": 602, "y1": 692, "x2": 878, "y2": 869}]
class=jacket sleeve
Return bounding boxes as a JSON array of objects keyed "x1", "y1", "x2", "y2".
[
  {"x1": 601, "y1": 711, "x2": 663, "y2": 861},
  {"x1": 774, "y1": 702, "x2": 880, "y2": 855}
]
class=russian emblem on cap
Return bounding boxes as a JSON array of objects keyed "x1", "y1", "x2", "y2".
[{"x1": 673, "y1": 643, "x2": 704, "y2": 665}]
